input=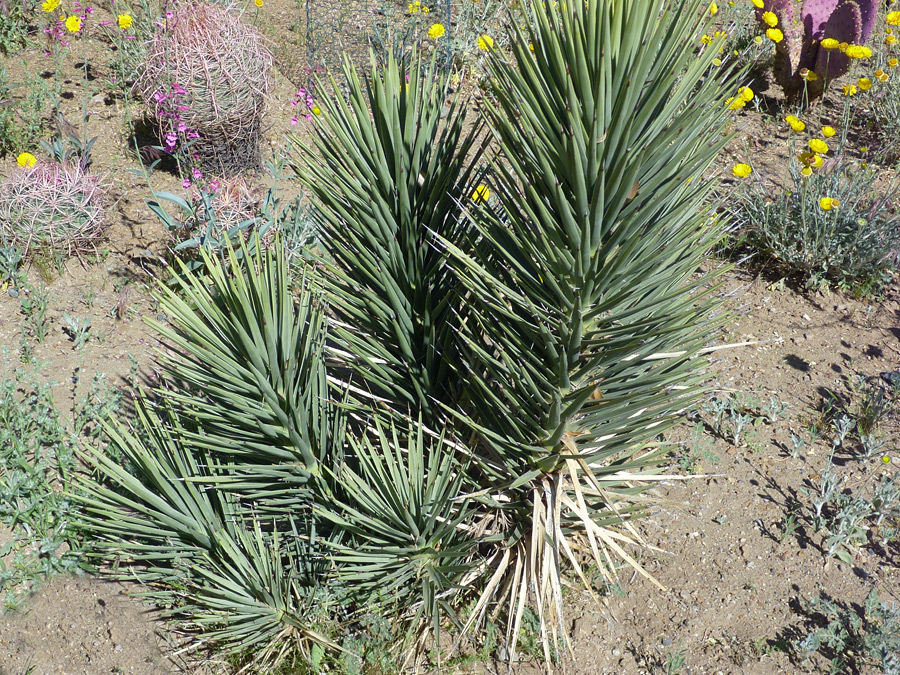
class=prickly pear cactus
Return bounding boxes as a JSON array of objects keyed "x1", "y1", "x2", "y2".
[{"x1": 755, "y1": 0, "x2": 877, "y2": 104}]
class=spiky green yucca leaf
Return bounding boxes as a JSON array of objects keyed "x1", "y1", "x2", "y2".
[
  {"x1": 290, "y1": 48, "x2": 484, "y2": 421},
  {"x1": 72, "y1": 239, "x2": 341, "y2": 669},
  {"x1": 149, "y1": 237, "x2": 333, "y2": 477},
  {"x1": 316, "y1": 417, "x2": 475, "y2": 643},
  {"x1": 72, "y1": 395, "x2": 338, "y2": 670},
  {"x1": 444, "y1": 0, "x2": 744, "y2": 660}
]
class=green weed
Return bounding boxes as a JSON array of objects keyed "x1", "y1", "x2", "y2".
[{"x1": 798, "y1": 589, "x2": 900, "y2": 675}]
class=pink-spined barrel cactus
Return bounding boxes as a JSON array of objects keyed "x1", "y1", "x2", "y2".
[
  {"x1": 755, "y1": 0, "x2": 877, "y2": 103},
  {"x1": 0, "y1": 159, "x2": 106, "y2": 260}
]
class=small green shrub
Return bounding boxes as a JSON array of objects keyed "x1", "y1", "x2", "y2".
[
  {"x1": 0, "y1": 3, "x2": 29, "y2": 55},
  {"x1": 0, "y1": 361, "x2": 80, "y2": 610},
  {"x1": 798, "y1": 589, "x2": 900, "y2": 675},
  {"x1": 730, "y1": 153, "x2": 900, "y2": 293}
]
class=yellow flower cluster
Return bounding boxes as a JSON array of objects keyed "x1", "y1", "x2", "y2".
[
  {"x1": 808, "y1": 138, "x2": 829, "y2": 154},
  {"x1": 818, "y1": 197, "x2": 839, "y2": 211},
  {"x1": 845, "y1": 44, "x2": 873, "y2": 58},
  {"x1": 785, "y1": 114, "x2": 805, "y2": 132},
  {"x1": 408, "y1": 0, "x2": 429, "y2": 13},
  {"x1": 471, "y1": 184, "x2": 490, "y2": 203},
  {"x1": 725, "y1": 86, "x2": 754, "y2": 110},
  {"x1": 17, "y1": 152, "x2": 37, "y2": 167}
]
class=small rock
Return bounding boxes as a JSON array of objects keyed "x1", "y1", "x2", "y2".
[{"x1": 7, "y1": 288, "x2": 18, "y2": 298}]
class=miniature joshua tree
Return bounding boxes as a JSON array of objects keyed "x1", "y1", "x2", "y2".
[{"x1": 755, "y1": 0, "x2": 877, "y2": 103}]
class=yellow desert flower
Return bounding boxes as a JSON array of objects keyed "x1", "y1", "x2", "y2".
[
  {"x1": 65, "y1": 15, "x2": 82, "y2": 32},
  {"x1": 887, "y1": 35, "x2": 898, "y2": 45},
  {"x1": 427, "y1": 23, "x2": 445, "y2": 38},
  {"x1": 739, "y1": 86, "x2": 754, "y2": 101},
  {"x1": 117, "y1": 13, "x2": 132, "y2": 29},
  {"x1": 766, "y1": 28, "x2": 784, "y2": 42},
  {"x1": 800, "y1": 166, "x2": 812, "y2": 176},
  {"x1": 472, "y1": 184, "x2": 490, "y2": 203},
  {"x1": 890, "y1": 58, "x2": 899, "y2": 68},
  {"x1": 821, "y1": 125, "x2": 836, "y2": 137},
  {"x1": 16, "y1": 152, "x2": 37, "y2": 167},
  {"x1": 857, "y1": 76, "x2": 872, "y2": 90},
  {"x1": 732, "y1": 163, "x2": 752, "y2": 177},
  {"x1": 810, "y1": 154, "x2": 825, "y2": 167},
  {"x1": 818, "y1": 197, "x2": 839, "y2": 211},
  {"x1": 887, "y1": 10, "x2": 900, "y2": 25},
  {"x1": 808, "y1": 138, "x2": 829, "y2": 154},
  {"x1": 477, "y1": 34, "x2": 494, "y2": 50},
  {"x1": 255, "y1": 0, "x2": 263, "y2": 6},
  {"x1": 875, "y1": 69, "x2": 889, "y2": 81},
  {"x1": 820, "y1": 37, "x2": 839, "y2": 49},
  {"x1": 785, "y1": 115, "x2": 805, "y2": 132},
  {"x1": 751, "y1": 0, "x2": 764, "y2": 7},
  {"x1": 761, "y1": 10, "x2": 778, "y2": 27},
  {"x1": 41, "y1": 0, "x2": 60, "y2": 11},
  {"x1": 842, "y1": 83, "x2": 857, "y2": 96},
  {"x1": 845, "y1": 44, "x2": 872, "y2": 58},
  {"x1": 709, "y1": 2, "x2": 718, "y2": 14}
]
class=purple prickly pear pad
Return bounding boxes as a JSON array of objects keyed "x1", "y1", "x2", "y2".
[{"x1": 802, "y1": 0, "x2": 843, "y2": 39}]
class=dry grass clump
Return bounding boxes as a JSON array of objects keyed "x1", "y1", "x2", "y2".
[
  {"x1": 135, "y1": 1, "x2": 273, "y2": 176},
  {"x1": 0, "y1": 160, "x2": 107, "y2": 259}
]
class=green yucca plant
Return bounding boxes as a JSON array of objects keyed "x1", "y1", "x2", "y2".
[
  {"x1": 438, "y1": 0, "x2": 744, "y2": 660},
  {"x1": 73, "y1": 239, "x2": 342, "y2": 670},
  {"x1": 72, "y1": 0, "x2": 746, "y2": 669},
  {"x1": 316, "y1": 416, "x2": 476, "y2": 642},
  {"x1": 290, "y1": 48, "x2": 484, "y2": 423}
]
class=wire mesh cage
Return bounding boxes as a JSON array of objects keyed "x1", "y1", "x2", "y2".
[{"x1": 304, "y1": 0, "x2": 453, "y2": 84}]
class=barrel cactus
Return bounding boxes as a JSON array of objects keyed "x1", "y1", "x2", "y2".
[
  {"x1": 755, "y1": 0, "x2": 877, "y2": 103},
  {"x1": 0, "y1": 159, "x2": 106, "y2": 260},
  {"x1": 135, "y1": 1, "x2": 273, "y2": 175}
]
